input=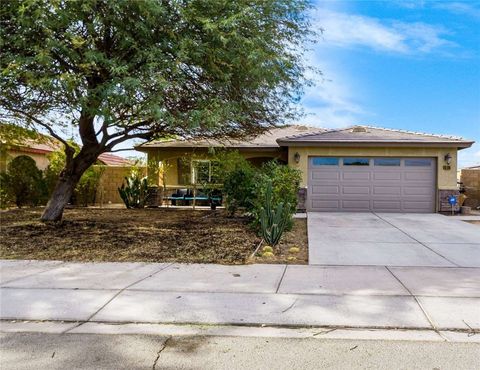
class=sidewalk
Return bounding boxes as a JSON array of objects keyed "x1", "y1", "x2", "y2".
[{"x1": 1, "y1": 260, "x2": 479, "y2": 340}]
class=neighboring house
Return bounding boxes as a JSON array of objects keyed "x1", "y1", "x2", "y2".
[
  {"x1": 1, "y1": 138, "x2": 133, "y2": 171},
  {"x1": 137, "y1": 124, "x2": 474, "y2": 213},
  {"x1": 1, "y1": 136, "x2": 136, "y2": 205}
]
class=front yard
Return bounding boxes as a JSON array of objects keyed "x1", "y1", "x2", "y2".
[{"x1": 0, "y1": 208, "x2": 308, "y2": 264}]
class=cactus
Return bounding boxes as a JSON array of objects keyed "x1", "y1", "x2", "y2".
[
  {"x1": 118, "y1": 173, "x2": 149, "y2": 209},
  {"x1": 259, "y1": 181, "x2": 291, "y2": 247}
]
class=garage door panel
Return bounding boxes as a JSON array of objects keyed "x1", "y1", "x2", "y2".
[
  {"x1": 343, "y1": 172, "x2": 371, "y2": 180},
  {"x1": 373, "y1": 186, "x2": 402, "y2": 195},
  {"x1": 373, "y1": 172, "x2": 402, "y2": 181},
  {"x1": 311, "y1": 171, "x2": 339, "y2": 180},
  {"x1": 404, "y1": 172, "x2": 432, "y2": 181},
  {"x1": 308, "y1": 157, "x2": 435, "y2": 213},
  {"x1": 342, "y1": 200, "x2": 371, "y2": 210},
  {"x1": 311, "y1": 185, "x2": 339, "y2": 195},
  {"x1": 342, "y1": 186, "x2": 370, "y2": 195},
  {"x1": 403, "y1": 187, "x2": 432, "y2": 196}
]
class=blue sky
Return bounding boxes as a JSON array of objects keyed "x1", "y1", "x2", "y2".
[{"x1": 299, "y1": 0, "x2": 480, "y2": 167}]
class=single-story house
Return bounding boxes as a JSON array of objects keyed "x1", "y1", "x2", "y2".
[
  {"x1": 1, "y1": 137, "x2": 133, "y2": 171},
  {"x1": 137, "y1": 124, "x2": 474, "y2": 213}
]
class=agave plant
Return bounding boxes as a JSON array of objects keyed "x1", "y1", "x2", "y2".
[
  {"x1": 259, "y1": 181, "x2": 291, "y2": 247},
  {"x1": 118, "y1": 172, "x2": 149, "y2": 209}
]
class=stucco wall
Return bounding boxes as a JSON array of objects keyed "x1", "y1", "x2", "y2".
[
  {"x1": 287, "y1": 146, "x2": 459, "y2": 190},
  {"x1": 2, "y1": 150, "x2": 50, "y2": 171}
]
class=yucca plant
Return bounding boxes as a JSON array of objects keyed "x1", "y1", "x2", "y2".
[
  {"x1": 118, "y1": 172, "x2": 149, "y2": 209},
  {"x1": 259, "y1": 181, "x2": 292, "y2": 247}
]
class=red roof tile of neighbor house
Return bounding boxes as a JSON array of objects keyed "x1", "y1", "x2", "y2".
[
  {"x1": 277, "y1": 125, "x2": 474, "y2": 149},
  {"x1": 97, "y1": 153, "x2": 133, "y2": 166},
  {"x1": 136, "y1": 125, "x2": 325, "y2": 150},
  {"x1": 12, "y1": 137, "x2": 133, "y2": 166}
]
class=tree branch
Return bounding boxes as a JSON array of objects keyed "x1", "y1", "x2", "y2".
[{"x1": 3, "y1": 107, "x2": 71, "y2": 149}]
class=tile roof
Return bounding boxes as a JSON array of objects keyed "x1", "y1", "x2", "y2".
[
  {"x1": 277, "y1": 125, "x2": 474, "y2": 148},
  {"x1": 137, "y1": 125, "x2": 325, "y2": 150},
  {"x1": 11, "y1": 138, "x2": 133, "y2": 166}
]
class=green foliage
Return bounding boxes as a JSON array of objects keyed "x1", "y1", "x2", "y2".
[
  {"x1": 1, "y1": 0, "x2": 312, "y2": 143},
  {"x1": 216, "y1": 152, "x2": 257, "y2": 216},
  {"x1": 74, "y1": 166, "x2": 105, "y2": 207},
  {"x1": 0, "y1": 155, "x2": 47, "y2": 207},
  {"x1": 118, "y1": 169, "x2": 149, "y2": 209},
  {"x1": 258, "y1": 181, "x2": 291, "y2": 247}
]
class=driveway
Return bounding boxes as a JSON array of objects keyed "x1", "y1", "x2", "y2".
[{"x1": 308, "y1": 213, "x2": 480, "y2": 267}]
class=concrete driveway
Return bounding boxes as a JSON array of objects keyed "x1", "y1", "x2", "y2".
[{"x1": 308, "y1": 213, "x2": 480, "y2": 267}]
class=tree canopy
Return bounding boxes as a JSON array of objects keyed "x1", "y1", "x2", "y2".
[{"x1": 0, "y1": 0, "x2": 312, "y2": 220}]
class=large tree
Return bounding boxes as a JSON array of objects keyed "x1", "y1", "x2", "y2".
[{"x1": 0, "y1": 0, "x2": 311, "y2": 221}]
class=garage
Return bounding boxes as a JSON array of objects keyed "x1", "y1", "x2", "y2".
[{"x1": 308, "y1": 157, "x2": 436, "y2": 213}]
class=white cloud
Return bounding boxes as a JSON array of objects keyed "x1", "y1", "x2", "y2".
[
  {"x1": 296, "y1": 55, "x2": 368, "y2": 128},
  {"x1": 313, "y1": 9, "x2": 455, "y2": 54},
  {"x1": 435, "y1": 2, "x2": 480, "y2": 19},
  {"x1": 458, "y1": 143, "x2": 480, "y2": 168}
]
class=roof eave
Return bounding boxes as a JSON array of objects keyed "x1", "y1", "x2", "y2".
[{"x1": 277, "y1": 140, "x2": 475, "y2": 149}]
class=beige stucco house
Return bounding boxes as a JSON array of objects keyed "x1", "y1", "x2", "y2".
[{"x1": 137, "y1": 125, "x2": 474, "y2": 213}]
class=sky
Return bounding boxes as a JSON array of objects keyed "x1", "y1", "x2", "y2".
[{"x1": 299, "y1": 0, "x2": 480, "y2": 168}]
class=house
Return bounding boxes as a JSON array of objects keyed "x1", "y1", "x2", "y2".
[
  {"x1": 138, "y1": 124, "x2": 474, "y2": 213},
  {"x1": 1, "y1": 137, "x2": 133, "y2": 171},
  {"x1": 1, "y1": 135, "x2": 136, "y2": 204}
]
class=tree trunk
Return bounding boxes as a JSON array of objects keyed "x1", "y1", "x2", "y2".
[
  {"x1": 40, "y1": 175, "x2": 79, "y2": 222},
  {"x1": 41, "y1": 148, "x2": 99, "y2": 222}
]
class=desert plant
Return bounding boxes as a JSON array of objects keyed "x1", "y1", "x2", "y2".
[
  {"x1": 258, "y1": 181, "x2": 291, "y2": 247},
  {"x1": 118, "y1": 171, "x2": 149, "y2": 209},
  {"x1": 74, "y1": 166, "x2": 105, "y2": 206}
]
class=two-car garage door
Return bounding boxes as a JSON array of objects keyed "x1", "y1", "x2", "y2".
[{"x1": 308, "y1": 157, "x2": 436, "y2": 213}]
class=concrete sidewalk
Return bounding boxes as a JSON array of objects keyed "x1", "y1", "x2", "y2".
[{"x1": 1, "y1": 260, "x2": 479, "y2": 336}]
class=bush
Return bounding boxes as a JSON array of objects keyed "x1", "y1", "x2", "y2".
[
  {"x1": 258, "y1": 181, "x2": 291, "y2": 247},
  {"x1": 1, "y1": 155, "x2": 47, "y2": 207},
  {"x1": 118, "y1": 168, "x2": 149, "y2": 209},
  {"x1": 215, "y1": 151, "x2": 256, "y2": 216},
  {"x1": 252, "y1": 160, "x2": 301, "y2": 230},
  {"x1": 74, "y1": 166, "x2": 105, "y2": 206}
]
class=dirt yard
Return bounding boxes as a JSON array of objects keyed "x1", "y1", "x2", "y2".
[{"x1": 0, "y1": 208, "x2": 308, "y2": 264}]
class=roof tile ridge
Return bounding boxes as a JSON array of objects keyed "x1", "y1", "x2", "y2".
[
  {"x1": 279, "y1": 126, "x2": 345, "y2": 140},
  {"x1": 361, "y1": 125, "x2": 465, "y2": 141}
]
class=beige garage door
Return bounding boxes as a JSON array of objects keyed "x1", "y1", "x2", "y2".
[{"x1": 308, "y1": 157, "x2": 436, "y2": 213}]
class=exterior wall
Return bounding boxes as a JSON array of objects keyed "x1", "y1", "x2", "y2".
[
  {"x1": 95, "y1": 166, "x2": 147, "y2": 205},
  {"x1": 144, "y1": 148, "x2": 285, "y2": 186},
  {"x1": 287, "y1": 146, "x2": 460, "y2": 212},
  {"x1": 2, "y1": 150, "x2": 50, "y2": 171},
  {"x1": 461, "y1": 168, "x2": 480, "y2": 209}
]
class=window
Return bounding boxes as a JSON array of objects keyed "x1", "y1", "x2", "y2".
[
  {"x1": 192, "y1": 160, "x2": 220, "y2": 184},
  {"x1": 343, "y1": 158, "x2": 370, "y2": 166},
  {"x1": 405, "y1": 159, "x2": 431, "y2": 167},
  {"x1": 374, "y1": 158, "x2": 401, "y2": 166},
  {"x1": 312, "y1": 157, "x2": 339, "y2": 166}
]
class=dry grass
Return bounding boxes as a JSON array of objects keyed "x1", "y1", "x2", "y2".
[{"x1": 0, "y1": 207, "x2": 308, "y2": 264}]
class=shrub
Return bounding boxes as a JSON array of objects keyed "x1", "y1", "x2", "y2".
[
  {"x1": 118, "y1": 169, "x2": 149, "y2": 209},
  {"x1": 215, "y1": 151, "x2": 256, "y2": 216},
  {"x1": 74, "y1": 166, "x2": 105, "y2": 206},
  {"x1": 1, "y1": 155, "x2": 47, "y2": 207},
  {"x1": 258, "y1": 181, "x2": 291, "y2": 247},
  {"x1": 251, "y1": 160, "x2": 301, "y2": 230}
]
